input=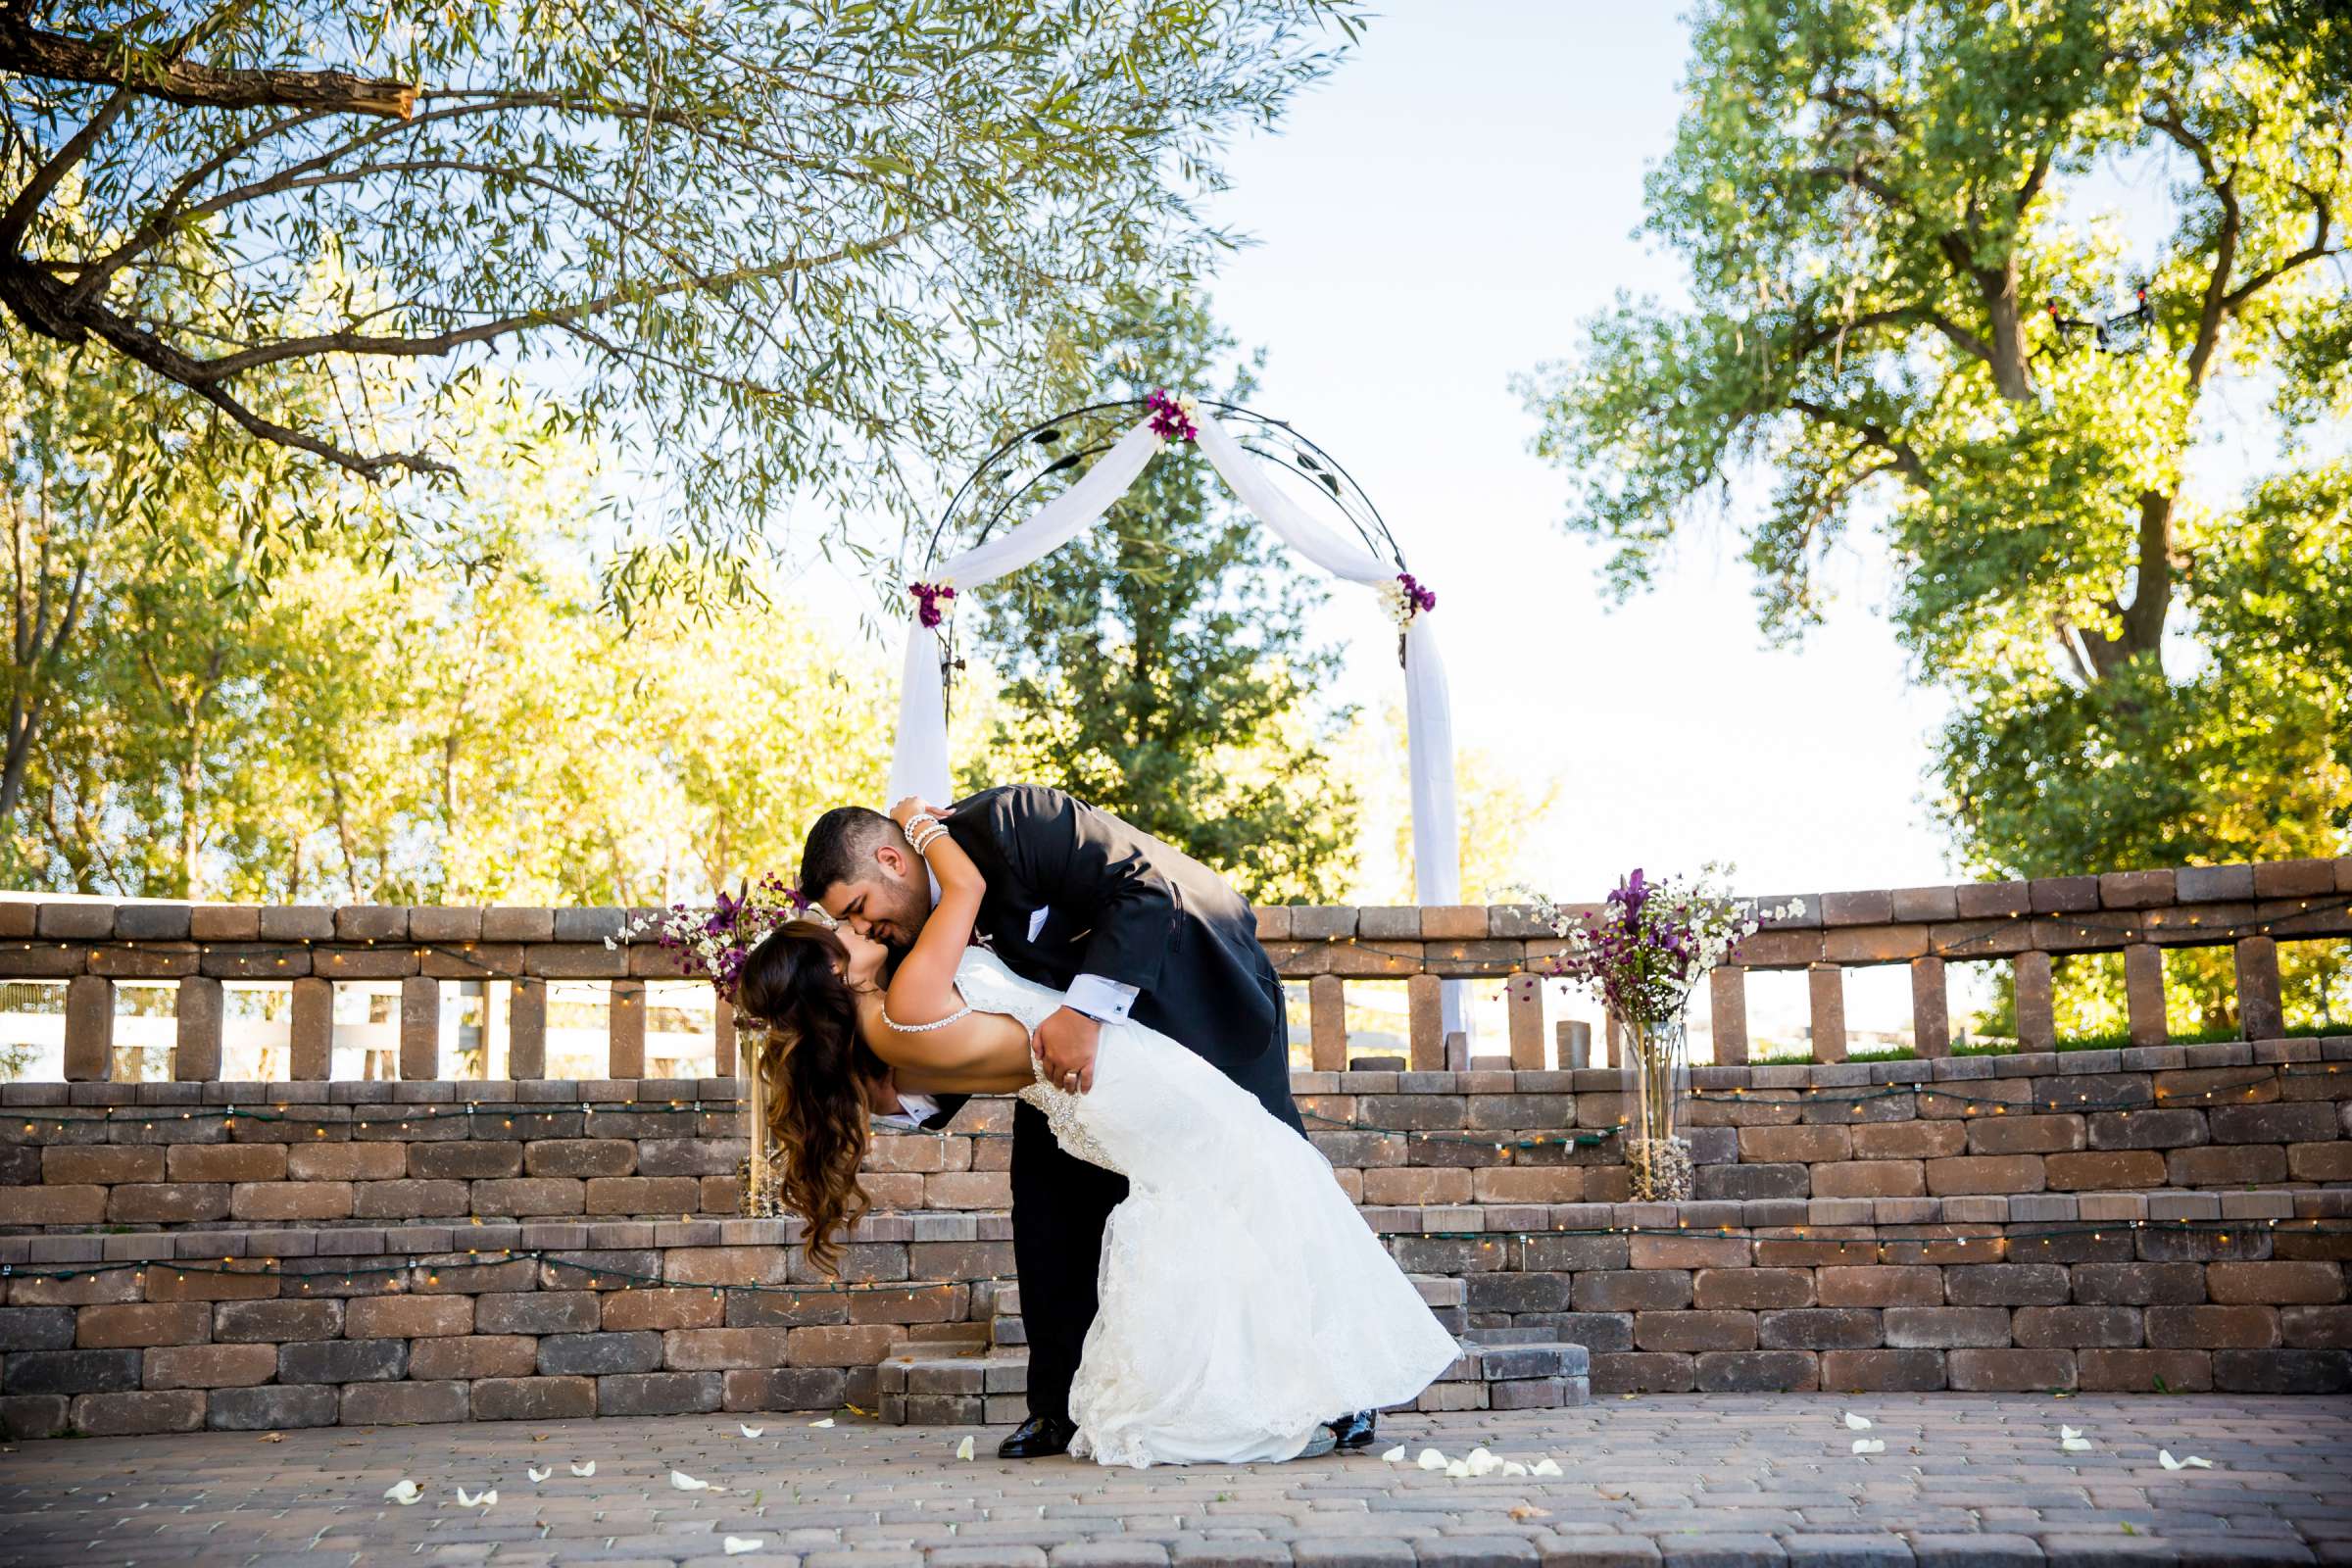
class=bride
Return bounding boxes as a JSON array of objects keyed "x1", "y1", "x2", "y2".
[{"x1": 737, "y1": 797, "x2": 1459, "y2": 1467}]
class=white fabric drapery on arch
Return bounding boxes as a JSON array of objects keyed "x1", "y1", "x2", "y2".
[{"x1": 886, "y1": 406, "x2": 1464, "y2": 1032}]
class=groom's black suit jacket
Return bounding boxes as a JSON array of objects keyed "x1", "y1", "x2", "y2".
[
  {"x1": 913, "y1": 784, "x2": 1302, "y2": 1135},
  {"x1": 902, "y1": 783, "x2": 1302, "y2": 1424}
]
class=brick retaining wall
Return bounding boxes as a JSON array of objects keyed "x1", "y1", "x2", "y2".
[
  {"x1": 5, "y1": 1047, "x2": 2345, "y2": 1237},
  {"x1": 3, "y1": 1050, "x2": 2347, "y2": 1438},
  {"x1": 3, "y1": 865, "x2": 2346, "y2": 1437},
  {"x1": 0, "y1": 1210, "x2": 991, "y2": 1440},
  {"x1": 2, "y1": 1195, "x2": 2345, "y2": 1441}
]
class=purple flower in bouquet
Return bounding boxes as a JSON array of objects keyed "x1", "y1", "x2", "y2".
[
  {"x1": 612, "y1": 874, "x2": 810, "y2": 1003},
  {"x1": 1521, "y1": 865, "x2": 1791, "y2": 1031}
]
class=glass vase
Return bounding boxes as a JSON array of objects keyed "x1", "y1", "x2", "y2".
[
  {"x1": 1614, "y1": 1011, "x2": 1693, "y2": 1201},
  {"x1": 736, "y1": 1020, "x2": 784, "y2": 1218}
]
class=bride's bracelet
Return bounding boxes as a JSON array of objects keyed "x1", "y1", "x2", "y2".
[{"x1": 905, "y1": 815, "x2": 949, "y2": 855}]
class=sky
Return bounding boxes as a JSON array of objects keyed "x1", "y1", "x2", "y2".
[{"x1": 1193, "y1": 2, "x2": 1958, "y2": 907}]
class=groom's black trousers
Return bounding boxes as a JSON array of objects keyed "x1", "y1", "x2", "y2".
[
  {"x1": 1008, "y1": 972, "x2": 1301, "y2": 1426},
  {"x1": 1008, "y1": 1098, "x2": 1128, "y2": 1424}
]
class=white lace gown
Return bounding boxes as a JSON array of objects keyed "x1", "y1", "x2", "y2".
[{"x1": 950, "y1": 946, "x2": 1461, "y2": 1467}]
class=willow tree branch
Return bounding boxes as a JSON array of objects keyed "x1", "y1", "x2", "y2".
[
  {"x1": 202, "y1": 231, "x2": 906, "y2": 381},
  {"x1": 0, "y1": 12, "x2": 416, "y2": 119}
]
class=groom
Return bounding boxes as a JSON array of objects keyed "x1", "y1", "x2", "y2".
[{"x1": 801, "y1": 783, "x2": 1376, "y2": 1458}]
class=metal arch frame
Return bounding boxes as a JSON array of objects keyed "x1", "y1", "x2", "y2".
[{"x1": 913, "y1": 398, "x2": 1407, "y2": 710}]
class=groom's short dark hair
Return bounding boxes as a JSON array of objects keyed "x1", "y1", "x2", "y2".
[{"x1": 801, "y1": 806, "x2": 899, "y2": 898}]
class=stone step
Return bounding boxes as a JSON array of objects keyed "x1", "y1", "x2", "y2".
[
  {"x1": 987, "y1": 1274, "x2": 1471, "y2": 1347},
  {"x1": 873, "y1": 1340, "x2": 1591, "y2": 1425},
  {"x1": 874, "y1": 1348, "x2": 1033, "y2": 1427}
]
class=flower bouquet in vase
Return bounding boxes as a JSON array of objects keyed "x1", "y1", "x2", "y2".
[
  {"x1": 1528, "y1": 868, "x2": 1781, "y2": 1201},
  {"x1": 614, "y1": 876, "x2": 807, "y2": 1216}
]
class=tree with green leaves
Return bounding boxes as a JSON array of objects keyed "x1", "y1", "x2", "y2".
[
  {"x1": 963, "y1": 290, "x2": 1359, "y2": 904},
  {"x1": 0, "y1": 0, "x2": 1362, "y2": 604},
  {"x1": 5, "y1": 368, "x2": 916, "y2": 902},
  {"x1": 1519, "y1": 1, "x2": 2350, "y2": 986},
  {"x1": 0, "y1": 332, "x2": 104, "y2": 824}
]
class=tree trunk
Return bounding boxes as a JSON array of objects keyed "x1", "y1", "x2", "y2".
[
  {"x1": 177, "y1": 749, "x2": 201, "y2": 897},
  {"x1": 0, "y1": 691, "x2": 41, "y2": 821},
  {"x1": 2119, "y1": 490, "x2": 2174, "y2": 656},
  {"x1": 1985, "y1": 257, "x2": 2034, "y2": 403}
]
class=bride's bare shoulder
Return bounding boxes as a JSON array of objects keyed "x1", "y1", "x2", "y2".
[{"x1": 867, "y1": 974, "x2": 1029, "y2": 1084}]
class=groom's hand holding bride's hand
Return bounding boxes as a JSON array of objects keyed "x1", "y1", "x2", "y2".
[{"x1": 1033, "y1": 1006, "x2": 1100, "y2": 1094}]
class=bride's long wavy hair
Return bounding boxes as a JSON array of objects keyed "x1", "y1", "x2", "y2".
[{"x1": 737, "y1": 920, "x2": 885, "y2": 1275}]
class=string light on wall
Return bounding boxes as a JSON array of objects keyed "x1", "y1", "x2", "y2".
[{"x1": 0, "y1": 1217, "x2": 2336, "y2": 1296}]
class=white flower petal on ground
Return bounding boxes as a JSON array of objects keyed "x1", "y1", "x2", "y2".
[
  {"x1": 526, "y1": 1466, "x2": 550, "y2": 1484},
  {"x1": 382, "y1": 1479, "x2": 421, "y2": 1506},
  {"x1": 669, "y1": 1469, "x2": 722, "y2": 1492},
  {"x1": 2062, "y1": 1437, "x2": 2093, "y2": 1453},
  {"x1": 1531, "y1": 1458, "x2": 1563, "y2": 1478},
  {"x1": 569, "y1": 1461, "x2": 595, "y2": 1478},
  {"x1": 1445, "y1": 1460, "x2": 1472, "y2": 1478},
  {"x1": 2157, "y1": 1450, "x2": 2214, "y2": 1470},
  {"x1": 1380, "y1": 1446, "x2": 1407, "y2": 1463},
  {"x1": 1843, "y1": 1412, "x2": 1873, "y2": 1431},
  {"x1": 1852, "y1": 1440, "x2": 1886, "y2": 1455},
  {"x1": 723, "y1": 1540, "x2": 764, "y2": 1556},
  {"x1": 808, "y1": 1417, "x2": 835, "y2": 1429},
  {"x1": 1466, "y1": 1447, "x2": 1501, "y2": 1477},
  {"x1": 956, "y1": 1437, "x2": 976, "y2": 1461},
  {"x1": 2061, "y1": 1425, "x2": 2082, "y2": 1441},
  {"x1": 454, "y1": 1487, "x2": 497, "y2": 1509},
  {"x1": 1501, "y1": 1461, "x2": 1529, "y2": 1478},
  {"x1": 739, "y1": 1424, "x2": 764, "y2": 1439},
  {"x1": 1417, "y1": 1448, "x2": 1447, "y2": 1471}
]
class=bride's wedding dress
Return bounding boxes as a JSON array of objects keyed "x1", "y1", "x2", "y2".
[{"x1": 950, "y1": 946, "x2": 1461, "y2": 1467}]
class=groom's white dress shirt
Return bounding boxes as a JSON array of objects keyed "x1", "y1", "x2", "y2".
[
  {"x1": 872, "y1": 870, "x2": 1137, "y2": 1133},
  {"x1": 929, "y1": 866, "x2": 1137, "y2": 1023}
]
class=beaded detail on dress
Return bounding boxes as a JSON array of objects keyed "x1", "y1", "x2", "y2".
[
  {"x1": 1019, "y1": 1074, "x2": 1117, "y2": 1172},
  {"x1": 951, "y1": 949, "x2": 1119, "y2": 1171},
  {"x1": 882, "y1": 1001, "x2": 973, "y2": 1033}
]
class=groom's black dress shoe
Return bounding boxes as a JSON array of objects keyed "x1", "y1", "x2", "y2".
[
  {"x1": 998, "y1": 1414, "x2": 1077, "y2": 1458},
  {"x1": 1327, "y1": 1410, "x2": 1377, "y2": 1450}
]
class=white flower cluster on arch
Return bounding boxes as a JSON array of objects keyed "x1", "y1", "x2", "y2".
[{"x1": 885, "y1": 404, "x2": 1464, "y2": 1031}]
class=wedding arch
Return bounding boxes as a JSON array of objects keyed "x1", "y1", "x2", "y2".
[{"x1": 884, "y1": 394, "x2": 1465, "y2": 1031}]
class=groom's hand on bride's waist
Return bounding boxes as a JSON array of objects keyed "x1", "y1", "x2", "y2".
[{"x1": 1033, "y1": 1006, "x2": 1101, "y2": 1095}]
